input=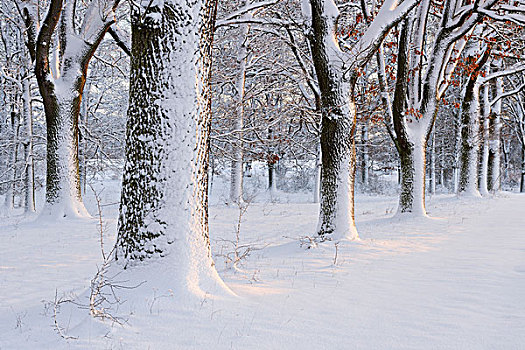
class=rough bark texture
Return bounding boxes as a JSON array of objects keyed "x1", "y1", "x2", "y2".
[
  {"x1": 457, "y1": 79, "x2": 480, "y2": 195},
  {"x1": 390, "y1": 20, "x2": 426, "y2": 214},
  {"x1": 308, "y1": 0, "x2": 358, "y2": 239},
  {"x1": 117, "y1": 0, "x2": 219, "y2": 269},
  {"x1": 457, "y1": 49, "x2": 491, "y2": 196},
  {"x1": 33, "y1": 0, "x2": 115, "y2": 216}
]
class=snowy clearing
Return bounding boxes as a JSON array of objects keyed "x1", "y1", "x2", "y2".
[{"x1": 1, "y1": 184, "x2": 524, "y2": 349}]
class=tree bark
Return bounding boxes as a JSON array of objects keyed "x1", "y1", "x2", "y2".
[
  {"x1": 361, "y1": 123, "x2": 369, "y2": 188},
  {"x1": 308, "y1": 0, "x2": 358, "y2": 239},
  {"x1": 116, "y1": 0, "x2": 225, "y2": 295},
  {"x1": 429, "y1": 129, "x2": 436, "y2": 195},
  {"x1": 456, "y1": 50, "x2": 490, "y2": 196},
  {"x1": 32, "y1": 0, "x2": 115, "y2": 217},
  {"x1": 480, "y1": 84, "x2": 491, "y2": 195},
  {"x1": 521, "y1": 146, "x2": 525, "y2": 193},
  {"x1": 229, "y1": 5, "x2": 250, "y2": 204},
  {"x1": 21, "y1": 63, "x2": 35, "y2": 212}
]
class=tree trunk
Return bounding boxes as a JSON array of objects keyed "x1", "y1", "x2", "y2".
[
  {"x1": 429, "y1": 128, "x2": 436, "y2": 195},
  {"x1": 520, "y1": 146, "x2": 525, "y2": 193},
  {"x1": 361, "y1": 123, "x2": 369, "y2": 188},
  {"x1": 308, "y1": 0, "x2": 358, "y2": 240},
  {"x1": 3, "y1": 111, "x2": 20, "y2": 212},
  {"x1": 21, "y1": 64, "x2": 35, "y2": 212},
  {"x1": 80, "y1": 79, "x2": 90, "y2": 196},
  {"x1": 313, "y1": 145, "x2": 321, "y2": 203},
  {"x1": 116, "y1": 0, "x2": 225, "y2": 294},
  {"x1": 398, "y1": 133, "x2": 427, "y2": 215},
  {"x1": 391, "y1": 20, "x2": 430, "y2": 215},
  {"x1": 489, "y1": 76, "x2": 503, "y2": 191},
  {"x1": 457, "y1": 65, "x2": 486, "y2": 196},
  {"x1": 39, "y1": 75, "x2": 88, "y2": 217},
  {"x1": 229, "y1": 8, "x2": 249, "y2": 204},
  {"x1": 480, "y1": 85, "x2": 490, "y2": 195},
  {"x1": 33, "y1": 0, "x2": 108, "y2": 218}
]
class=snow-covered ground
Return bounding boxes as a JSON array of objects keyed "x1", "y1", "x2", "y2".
[{"x1": 1, "y1": 179, "x2": 524, "y2": 349}]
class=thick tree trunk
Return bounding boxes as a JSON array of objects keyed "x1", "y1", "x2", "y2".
[
  {"x1": 317, "y1": 101, "x2": 357, "y2": 238},
  {"x1": 39, "y1": 76, "x2": 88, "y2": 217},
  {"x1": 308, "y1": 0, "x2": 358, "y2": 240},
  {"x1": 457, "y1": 68, "x2": 485, "y2": 197},
  {"x1": 398, "y1": 134, "x2": 427, "y2": 215},
  {"x1": 391, "y1": 20, "x2": 430, "y2": 215},
  {"x1": 116, "y1": 0, "x2": 225, "y2": 294}
]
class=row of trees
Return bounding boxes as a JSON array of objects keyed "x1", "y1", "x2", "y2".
[{"x1": 1, "y1": 0, "x2": 525, "y2": 291}]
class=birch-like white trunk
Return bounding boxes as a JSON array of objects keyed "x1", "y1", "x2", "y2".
[
  {"x1": 361, "y1": 123, "x2": 369, "y2": 188},
  {"x1": 429, "y1": 129, "x2": 436, "y2": 195},
  {"x1": 489, "y1": 77, "x2": 503, "y2": 191},
  {"x1": 3, "y1": 111, "x2": 19, "y2": 213},
  {"x1": 480, "y1": 85, "x2": 491, "y2": 195},
  {"x1": 21, "y1": 63, "x2": 35, "y2": 213},
  {"x1": 229, "y1": 9, "x2": 250, "y2": 204}
]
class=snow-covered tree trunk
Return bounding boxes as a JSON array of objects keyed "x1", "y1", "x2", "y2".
[
  {"x1": 229, "y1": 7, "x2": 250, "y2": 204},
  {"x1": 3, "y1": 111, "x2": 20, "y2": 213},
  {"x1": 391, "y1": 19, "x2": 433, "y2": 215},
  {"x1": 39, "y1": 74, "x2": 87, "y2": 216},
  {"x1": 31, "y1": 0, "x2": 118, "y2": 217},
  {"x1": 307, "y1": 0, "x2": 358, "y2": 239},
  {"x1": 305, "y1": 0, "x2": 418, "y2": 237},
  {"x1": 388, "y1": 0, "x2": 506, "y2": 213},
  {"x1": 21, "y1": 63, "x2": 35, "y2": 212},
  {"x1": 116, "y1": 0, "x2": 225, "y2": 294},
  {"x1": 79, "y1": 79, "x2": 90, "y2": 195},
  {"x1": 489, "y1": 76, "x2": 503, "y2": 191},
  {"x1": 457, "y1": 49, "x2": 490, "y2": 196},
  {"x1": 398, "y1": 131, "x2": 428, "y2": 215},
  {"x1": 313, "y1": 145, "x2": 321, "y2": 203},
  {"x1": 480, "y1": 84, "x2": 491, "y2": 196},
  {"x1": 457, "y1": 82, "x2": 481, "y2": 196},
  {"x1": 361, "y1": 123, "x2": 369, "y2": 188},
  {"x1": 429, "y1": 129, "x2": 436, "y2": 195}
]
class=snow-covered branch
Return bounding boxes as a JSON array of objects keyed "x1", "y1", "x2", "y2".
[{"x1": 215, "y1": 0, "x2": 280, "y2": 28}]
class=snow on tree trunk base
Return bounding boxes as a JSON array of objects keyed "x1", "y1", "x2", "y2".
[{"x1": 39, "y1": 99, "x2": 89, "y2": 219}]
